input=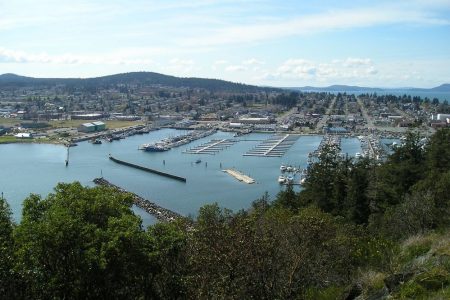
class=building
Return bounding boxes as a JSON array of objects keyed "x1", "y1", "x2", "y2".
[
  {"x1": 14, "y1": 132, "x2": 33, "y2": 139},
  {"x1": 92, "y1": 121, "x2": 106, "y2": 131},
  {"x1": 434, "y1": 114, "x2": 450, "y2": 121},
  {"x1": 77, "y1": 123, "x2": 96, "y2": 133},
  {"x1": 78, "y1": 121, "x2": 106, "y2": 133},
  {"x1": 71, "y1": 113, "x2": 106, "y2": 120}
]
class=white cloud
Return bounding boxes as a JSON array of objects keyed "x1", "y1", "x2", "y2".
[
  {"x1": 0, "y1": 47, "x2": 154, "y2": 65},
  {"x1": 225, "y1": 65, "x2": 247, "y2": 72},
  {"x1": 242, "y1": 58, "x2": 265, "y2": 65},
  {"x1": 179, "y1": 5, "x2": 450, "y2": 47},
  {"x1": 343, "y1": 57, "x2": 372, "y2": 67},
  {"x1": 366, "y1": 66, "x2": 378, "y2": 75},
  {"x1": 267, "y1": 57, "x2": 379, "y2": 81},
  {"x1": 165, "y1": 58, "x2": 197, "y2": 74},
  {"x1": 211, "y1": 59, "x2": 228, "y2": 70}
]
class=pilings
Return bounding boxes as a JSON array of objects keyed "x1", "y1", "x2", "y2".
[
  {"x1": 109, "y1": 155, "x2": 187, "y2": 182},
  {"x1": 93, "y1": 177, "x2": 185, "y2": 223}
]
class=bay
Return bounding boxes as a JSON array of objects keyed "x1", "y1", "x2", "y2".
[{"x1": 0, "y1": 129, "x2": 361, "y2": 226}]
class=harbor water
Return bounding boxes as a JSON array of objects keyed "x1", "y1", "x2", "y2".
[{"x1": 0, "y1": 129, "x2": 362, "y2": 226}]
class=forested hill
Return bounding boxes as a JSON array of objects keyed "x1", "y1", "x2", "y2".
[{"x1": 0, "y1": 72, "x2": 275, "y2": 93}]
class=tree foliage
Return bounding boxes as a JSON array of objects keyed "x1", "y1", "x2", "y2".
[{"x1": 0, "y1": 128, "x2": 448, "y2": 299}]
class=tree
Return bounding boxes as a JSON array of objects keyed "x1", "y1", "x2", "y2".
[
  {"x1": 300, "y1": 144, "x2": 341, "y2": 212},
  {"x1": 274, "y1": 183, "x2": 298, "y2": 211},
  {"x1": 0, "y1": 196, "x2": 15, "y2": 298},
  {"x1": 14, "y1": 182, "x2": 156, "y2": 299},
  {"x1": 372, "y1": 131, "x2": 426, "y2": 209},
  {"x1": 345, "y1": 158, "x2": 373, "y2": 224}
]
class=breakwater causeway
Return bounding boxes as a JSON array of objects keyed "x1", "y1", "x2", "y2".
[
  {"x1": 108, "y1": 155, "x2": 187, "y2": 182},
  {"x1": 93, "y1": 177, "x2": 185, "y2": 222}
]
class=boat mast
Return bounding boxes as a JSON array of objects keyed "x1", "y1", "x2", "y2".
[{"x1": 65, "y1": 145, "x2": 69, "y2": 166}]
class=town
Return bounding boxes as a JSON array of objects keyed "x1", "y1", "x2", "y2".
[{"x1": 0, "y1": 73, "x2": 449, "y2": 159}]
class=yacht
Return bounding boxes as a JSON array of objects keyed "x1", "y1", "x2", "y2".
[
  {"x1": 278, "y1": 175, "x2": 286, "y2": 184},
  {"x1": 140, "y1": 143, "x2": 169, "y2": 152},
  {"x1": 280, "y1": 164, "x2": 287, "y2": 172}
]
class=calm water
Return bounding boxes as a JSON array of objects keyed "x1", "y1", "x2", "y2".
[{"x1": 0, "y1": 130, "x2": 361, "y2": 226}]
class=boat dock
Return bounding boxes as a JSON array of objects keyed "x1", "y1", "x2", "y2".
[
  {"x1": 93, "y1": 177, "x2": 185, "y2": 223},
  {"x1": 140, "y1": 129, "x2": 216, "y2": 151},
  {"x1": 309, "y1": 135, "x2": 341, "y2": 158},
  {"x1": 183, "y1": 139, "x2": 237, "y2": 155},
  {"x1": 109, "y1": 155, "x2": 187, "y2": 182},
  {"x1": 243, "y1": 134, "x2": 299, "y2": 157},
  {"x1": 223, "y1": 169, "x2": 255, "y2": 184}
]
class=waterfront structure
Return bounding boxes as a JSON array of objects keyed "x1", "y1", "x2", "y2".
[{"x1": 78, "y1": 121, "x2": 106, "y2": 133}]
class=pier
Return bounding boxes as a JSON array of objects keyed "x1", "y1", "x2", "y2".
[
  {"x1": 93, "y1": 178, "x2": 185, "y2": 223},
  {"x1": 244, "y1": 134, "x2": 299, "y2": 157},
  {"x1": 184, "y1": 139, "x2": 237, "y2": 155},
  {"x1": 140, "y1": 129, "x2": 216, "y2": 151},
  {"x1": 109, "y1": 155, "x2": 187, "y2": 182},
  {"x1": 223, "y1": 169, "x2": 255, "y2": 184}
]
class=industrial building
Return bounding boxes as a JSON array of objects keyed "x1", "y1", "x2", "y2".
[{"x1": 78, "y1": 121, "x2": 106, "y2": 133}]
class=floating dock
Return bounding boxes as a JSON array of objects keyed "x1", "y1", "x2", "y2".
[
  {"x1": 109, "y1": 155, "x2": 187, "y2": 182},
  {"x1": 223, "y1": 169, "x2": 255, "y2": 184},
  {"x1": 93, "y1": 178, "x2": 186, "y2": 223},
  {"x1": 244, "y1": 134, "x2": 299, "y2": 157},
  {"x1": 140, "y1": 129, "x2": 216, "y2": 151},
  {"x1": 184, "y1": 139, "x2": 237, "y2": 155}
]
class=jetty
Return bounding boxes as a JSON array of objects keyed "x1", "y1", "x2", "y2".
[
  {"x1": 184, "y1": 139, "x2": 237, "y2": 155},
  {"x1": 223, "y1": 169, "x2": 255, "y2": 184},
  {"x1": 109, "y1": 155, "x2": 186, "y2": 182},
  {"x1": 244, "y1": 134, "x2": 299, "y2": 157},
  {"x1": 93, "y1": 177, "x2": 184, "y2": 222}
]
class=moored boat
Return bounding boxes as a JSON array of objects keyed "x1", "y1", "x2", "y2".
[{"x1": 278, "y1": 175, "x2": 286, "y2": 184}]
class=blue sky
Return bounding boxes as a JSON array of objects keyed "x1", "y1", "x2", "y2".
[{"x1": 1, "y1": 0, "x2": 449, "y2": 87}]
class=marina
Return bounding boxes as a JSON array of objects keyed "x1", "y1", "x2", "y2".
[
  {"x1": 0, "y1": 129, "x2": 362, "y2": 226},
  {"x1": 183, "y1": 138, "x2": 237, "y2": 155},
  {"x1": 243, "y1": 134, "x2": 299, "y2": 157},
  {"x1": 139, "y1": 129, "x2": 216, "y2": 152},
  {"x1": 309, "y1": 135, "x2": 342, "y2": 158}
]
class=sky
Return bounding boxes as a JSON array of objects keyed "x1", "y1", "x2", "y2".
[{"x1": 0, "y1": 0, "x2": 449, "y2": 87}]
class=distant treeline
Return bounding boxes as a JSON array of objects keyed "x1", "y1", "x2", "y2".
[
  {"x1": 0, "y1": 129, "x2": 449, "y2": 299},
  {"x1": 0, "y1": 72, "x2": 279, "y2": 93}
]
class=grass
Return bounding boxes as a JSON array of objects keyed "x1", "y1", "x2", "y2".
[
  {"x1": 2, "y1": 118, "x2": 144, "y2": 130},
  {"x1": 359, "y1": 231, "x2": 450, "y2": 299},
  {"x1": 49, "y1": 119, "x2": 145, "y2": 129},
  {"x1": 0, "y1": 117, "x2": 21, "y2": 126},
  {"x1": 0, "y1": 135, "x2": 58, "y2": 145}
]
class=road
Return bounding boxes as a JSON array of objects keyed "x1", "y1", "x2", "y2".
[
  {"x1": 357, "y1": 98, "x2": 375, "y2": 128},
  {"x1": 315, "y1": 96, "x2": 336, "y2": 131}
]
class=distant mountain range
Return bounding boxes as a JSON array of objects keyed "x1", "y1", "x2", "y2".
[
  {"x1": 289, "y1": 84, "x2": 450, "y2": 93},
  {"x1": 0, "y1": 72, "x2": 275, "y2": 93},
  {"x1": 1, "y1": 72, "x2": 449, "y2": 94}
]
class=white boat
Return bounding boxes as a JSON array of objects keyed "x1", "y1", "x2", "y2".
[
  {"x1": 286, "y1": 175, "x2": 294, "y2": 183},
  {"x1": 278, "y1": 175, "x2": 286, "y2": 184},
  {"x1": 355, "y1": 152, "x2": 361, "y2": 158},
  {"x1": 286, "y1": 166, "x2": 293, "y2": 172},
  {"x1": 280, "y1": 164, "x2": 287, "y2": 172}
]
